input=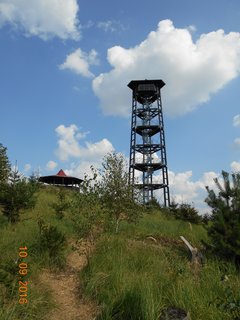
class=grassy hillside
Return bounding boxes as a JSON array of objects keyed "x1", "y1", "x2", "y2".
[{"x1": 0, "y1": 187, "x2": 239, "y2": 320}]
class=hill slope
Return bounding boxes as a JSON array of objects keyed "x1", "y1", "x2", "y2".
[{"x1": 0, "y1": 187, "x2": 239, "y2": 320}]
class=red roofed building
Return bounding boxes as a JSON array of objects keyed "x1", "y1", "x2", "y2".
[{"x1": 39, "y1": 169, "x2": 83, "y2": 187}]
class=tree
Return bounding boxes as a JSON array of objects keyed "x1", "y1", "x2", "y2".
[
  {"x1": 170, "y1": 202, "x2": 202, "y2": 224},
  {"x1": 0, "y1": 143, "x2": 11, "y2": 215},
  {"x1": 205, "y1": 170, "x2": 240, "y2": 266},
  {"x1": 52, "y1": 188, "x2": 70, "y2": 219},
  {"x1": 28, "y1": 171, "x2": 41, "y2": 193},
  {"x1": 99, "y1": 152, "x2": 141, "y2": 232},
  {"x1": 0, "y1": 143, "x2": 10, "y2": 183},
  {"x1": 0, "y1": 167, "x2": 38, "y2": 223},
  {"x1": 70, "y1": 166, "x2": 104, "y2": 238}
]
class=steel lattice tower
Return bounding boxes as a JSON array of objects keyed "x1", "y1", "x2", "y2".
[{"x1": 128, "y1": 79, "x2": 170, "y2": 206}]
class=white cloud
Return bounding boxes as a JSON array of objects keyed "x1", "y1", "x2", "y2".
[
  {"x1": 81, "y1": 20, "x2": 94, "y2": 30},
  {"x1": 0, "y1": 0, "x2": 80, "y2": 40},
  {"x1": 201, "y1": 171, "x2": 219, "y2": 189},
  {"x1": 59, "y1": 48, "x2": 99, "y2": 78},
  {"x1": 231, "y1": 161, "x2": 240, "y2": 172},
  {"x1": 149, "y1": 169, "x2": 220, "y2": 213},
  {"x1": 97, "y1": 20, "x2": 125, "y2": 33},
  {"x1": 97, "y1": 20, "x2": 116, "y2": 32},
  {"x1": 55, "y1": 124, "x2": 114, "y2": 162},
  {"x1": 65, "y1": 161, "x2": 100, "y2": 179},
  {"x1": 234, "y1": 137, "x2": 240, "y2": 147},
  {"x1": 46, "y1": 160, "x2": 58, "y2": 171},
  {"x1": 168, "y1": 170, "x2": 203, "y2": 203},
  {"x1": 187, "y1": 25, "x2": 197, "y2": 33},
  {"x1": 92, "y1": 19, "x2": 240, "y2": 117},
  {"x1": 233, "y1": 114, "x2": 240, "y2": 127}
]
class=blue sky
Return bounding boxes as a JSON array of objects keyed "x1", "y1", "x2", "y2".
[{"x1": 0, "y1": 0, "x2": 240, "y2": 211}]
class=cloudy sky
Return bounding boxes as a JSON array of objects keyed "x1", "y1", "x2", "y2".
[{"x1": 1, "y1": 0, "x2": 240, "y2": 211}]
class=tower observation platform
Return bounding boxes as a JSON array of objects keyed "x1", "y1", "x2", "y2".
[{"x1": 128, "y1": 79, "x2": 170, "y2": 206}]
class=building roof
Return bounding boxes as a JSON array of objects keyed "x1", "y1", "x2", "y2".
[
  {"x1": 39, "y1": 169, "x2": 83, "y2": 186},
  {"x1": 56, "y1": 169, "x2": 67, "y2": 177}
]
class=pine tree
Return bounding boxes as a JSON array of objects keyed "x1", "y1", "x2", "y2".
[
  {"x1": 0, "y1": 143, "x2": 10, "y2": 183},
  {"x1": 1, "y1": 167, "x2": 38, "y2": 223},
  {"x1": 205, "y1": 170, "x2": 240, "y2": 266}
]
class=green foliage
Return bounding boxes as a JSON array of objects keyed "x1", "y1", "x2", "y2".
[
  {"x1": 145, "y1": 197, "x2": 162, "y2": 211},
  {"x1": 70, "y1": 154, "x2": 143, "y2": 236},
  {"x1": 170, "y1": 201, "x2": 202, "y2": 224},
  {"x1": 28, "y1": 171, "x2": 41, "y2": 193},
  {"x1": 202, "y1": 213, "x2": 212, "y2": 225},
  {"x1": 0, "y1": 167, "x2": 38, "y2": 223},
  {"x1": 0, "y1": 143, "x2": 10, "y2": 183},
  {"x1": 0, "y1": 183, "x2": 239, "y2": 320},
  {"x1": 0, "y1": 143, "x2": 11, "y2": 215},
  {"x1": 210, "y1": 285, "x2": 240, "y2": 319},
  {"x1": 80, "y1": 228, "x2": 239, "y2": 320},
  {"x1": 97, "y1": 287, "x2": 145, "y2": 320},
  {"x1": 99, "y1": 152, "x2": 142, "y2": 232},
  {"x1": 0, "y1": 257, "x2": 20, "y2": 299},
  {"x1": 34, "y1": 219, "x2": 67, "y2": 268},
  {"x1": 70, "y1": 166, "x2": 105, "y2": 238},
  {"x1": 0, "y1": 277, "x2": 53, "y2": 320},
  {"x1": 52, "y1": 188, "x2": 70, "y2": 219},
  {"x1": 205, "y1": 171, "x2": 240, "y2": 266}
]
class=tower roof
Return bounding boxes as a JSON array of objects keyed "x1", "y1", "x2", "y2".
[{"x1": 127, "y1": 79, "x2": 165, "y2": 91}]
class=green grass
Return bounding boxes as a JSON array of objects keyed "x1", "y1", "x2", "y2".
[
  {"x1": 79, "y1": 213, "x2": 240, "y2": 320},
  {"x1": 0, "y1": 187, "x2": 70, "y2": 319},
  {"x1": 119, "y1": 211, "x2": 209, "y2": 246},
  {"x1": 0, "y1": 188, "x2": 239, "y2": 320}
]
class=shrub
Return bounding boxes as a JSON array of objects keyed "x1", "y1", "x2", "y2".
[
  {"x1": 34, "y1": 219, "x2": 67, "y2": 268},
  {"x1": 170, "y1": 202, "x2": 201, "y2": 224},
  {"x1": 70, "y1": 166, "x2": 104, "y2": 238},
  {"x1": 146, "y1": 197, "x2": 162, "y2": 211},
  {"x1": 52, "y1": 188, "x2": 70, "y2": 219},
  {"x1": 211, "y1": 285, "x2": 240, "y2": 318},
  {"x1": 99, "y1": 152, "x2": 142, "y2": 232},
  {"x1": 205, "y1": 171, "x2": 240, "y2": 266}
]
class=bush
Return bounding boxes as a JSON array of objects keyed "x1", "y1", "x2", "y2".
[
  {"x1": 170, "y1": 202, "x2": 202, "y2": 224},
  {"x1": 69, "y1": 167, "x2": 105, "y2": 238},
  {"x1": 34, "y1": 219, "x2": 67, "y2": 268},
  {"x1": 205, "y1": 171, "x2": 240, "y2": 266},
  {"x1": 52, "y1": 188, "x2": 70, "y2": 219},
  {"x1": 99, "y1": 153, "x2": 142, "y2": 232}
]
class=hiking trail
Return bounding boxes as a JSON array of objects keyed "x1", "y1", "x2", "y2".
[{"x1": 39, "y1": 240, "x2": 99, "y2": 320}]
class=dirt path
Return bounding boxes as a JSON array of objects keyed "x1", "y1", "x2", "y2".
[{"x1": 39, "y1": 240, "x2": 99, "y2": 320}]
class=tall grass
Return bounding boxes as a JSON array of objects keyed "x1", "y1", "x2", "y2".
[
  {"x1": 0, "y1": 187, "x2": 69, "y2": 319},
  {"x1": 79, "y1": 213, "x2": 239, "y2": 320}
]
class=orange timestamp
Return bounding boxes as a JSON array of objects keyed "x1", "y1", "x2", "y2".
[{"x1": 18, "y1": 246, "x2": 28, "y2": 304}]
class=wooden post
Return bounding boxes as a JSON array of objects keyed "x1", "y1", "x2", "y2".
[{"x1": 180, "y1": 236, "x2": 203, "y2": 265}]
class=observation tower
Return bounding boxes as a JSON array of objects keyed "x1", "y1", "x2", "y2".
[{"x1": 128, "y1": 79, "x2": 170, "y2": 206}]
